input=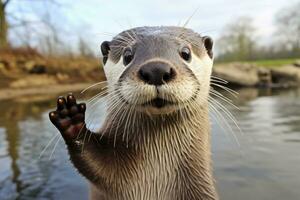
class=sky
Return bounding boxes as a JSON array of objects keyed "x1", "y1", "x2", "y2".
[{"x1": 6, "y1": 0, "x2": 299, "y2": 54}]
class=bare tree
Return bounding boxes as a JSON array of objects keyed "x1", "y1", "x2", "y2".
[
  {"x1": 78, "y1": 37, "x2": 94, "y2": 58},
  {"x1": 216, "y1": 17, "x2": 257, "y2": 62},
  {"x1": 0, "y1": 0, "x2": 62, "y2": 51},
  {"x1": 275, "y1": 2, "x2": 300, "y2": 56},
  {"x1": 0, "y1": 0, "x2": 10, "y2": 48}
]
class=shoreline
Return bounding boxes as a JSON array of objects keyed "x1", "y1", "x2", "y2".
[{"x1": 0, "y1": 83, "x2": 98, "y2": 101}]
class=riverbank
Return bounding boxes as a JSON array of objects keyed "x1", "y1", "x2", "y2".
[
  {"x1": 213, "y1": 59, "x2": 300, "y2": 88},
  {"x1": 0, "y1": 48, "x2": 105, "y2": 88},
  {"x1": 1, "y1": 49, "x2": 300, "y2": 100},
  {"x1": 0, "y1": 83, "x2": 99, "y2": 101},
  {"x1": 0, "y1": 48, "x2": 105, "y2": 100}
]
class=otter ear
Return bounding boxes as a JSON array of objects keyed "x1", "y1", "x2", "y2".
[
  {"x1": 202, "y1": 36, "x2": 213, "y2": 59},
  {"x1": 101, "y1": 41, "x2": 111, "y2": 65}
]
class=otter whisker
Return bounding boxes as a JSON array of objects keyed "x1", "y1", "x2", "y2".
[
  {"x1": 81, "y1": 127, "x2": 89, "y2": 153},
  {"x1": 209, "y1": 90, "x2": 239, "y2": 110},
  {"x1": 103, "y1": 93, "x2": 128, "y2": 140},
  {"x1": 78, "y1": 90, "x2": 119, "y2": 144},
  {"x1": 81, "y1": 81, "x2": 107, "y2": 94},
  {"x1": 86, "y1": 91, "x2": 123, "y2": 141},
  {"x1": 209, "y1": 95, "x2": 243, "y2": 141},
  {"x1": 124, "y1": 30, "x2": 136, "y2": 45},
  {"x1": 99, "y1": 102, "x2": 122, "y2": 141},
  {"x1": 47, "y1": 26, "x2": 221, "y2": 199},
  {"x1": 113, "y1": 35, "x2": 133, "y2": 45},
  {"x1": 210, "y1": 79, "x2": 228, "y2": 84},
  {"x1": 208, "y1": 100, "x2": 240, "y2": 146},
  {"x1": 210, "y1": 83, "x2": 238, "y2": 98},
  {"x1": 119, "y1": 84, "x2": 142, "y2": 147},
  {"x1": 95, "y1": 31, "x2": 117, "y2": 37},
  {"x1": 210, "y1": 88, "x2": 233, "y2": 103},
  {"x1": 86, "y1": 87, "x2": 108, "y2": 104},
  {"x1": 114, "y1": 85, "x2": 140, "y2": 146},
  {"x1": 128, "y1": 106, "x2": 138, "y2": 148},
  {"x1": 49, "y1": 136, "x2": 61, "y2": 160},
  {"x1": 85, "y1": 88, "x2": 123, "y2": 123},
  {"x1": 81, "y1": 90, "x2": 118, "y2": 152},
  {"x1": 209, "y1": 97, "x2": 242, "y2": 135},
  {"x1": 123, "y1": 94, "x2": 138, "y2": 143},
  {"x1": 39, "y1": 133, "x2": 60, "y2": 159},
  {"x1": 122, "y1": 101, "x2": 135, "y2": 144},
  {"x1": 87, "y1": 87, "x2": 120, "y2": 109},
  {"x1": 76, "y1": 88, "x2": 116, "y2": 141},
  {"x1": 211, "y1": 75, "x2": 228, "y2": 84},
  {"x1": 112, "y1": 102, "x2": 128, "y2": 147}
]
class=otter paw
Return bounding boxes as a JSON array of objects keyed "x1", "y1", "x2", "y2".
[{"x1": 49, "y1": 94, "x2": 86, "y2": 140}]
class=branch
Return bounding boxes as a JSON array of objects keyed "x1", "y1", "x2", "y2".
[
  {"x1": 17, "y1": 0, "x2": 62, "y2": 6},
  {"x1": 3, "y1": 0, "x2": 11, "y2": 8}
]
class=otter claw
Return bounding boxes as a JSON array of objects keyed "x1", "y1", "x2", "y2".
[{"x1": 49, "y1": 94, "x2": 86, "y2": 140}]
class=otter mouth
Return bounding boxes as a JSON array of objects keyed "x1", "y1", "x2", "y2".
[{"x1": 143, "y1": 98, "x2": 174, "y2": 108}]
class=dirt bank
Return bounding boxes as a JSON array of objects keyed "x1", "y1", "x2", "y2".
[
  {"x1": 0, "y1": 83, "x2": 102, "y2": 101},
  {"x1": 213, "y1": 62, "x2": 300, "y2": 88},
  {"x1": 0, "y1": 48, "x2": 105, "y2": 89}
]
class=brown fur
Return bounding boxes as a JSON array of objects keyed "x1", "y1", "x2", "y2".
[
  {"x1": 66, "y1": 101, "x2": 218, "y2": 200},
  {"x1": 49, "y1": 26, "x2": 217, "y2": 200}
]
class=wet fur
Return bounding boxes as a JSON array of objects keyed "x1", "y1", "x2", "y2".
[
  {"x1": 49, "y1": 26, "x2": 218, "y2": 200},
  {"x1": 69, "y1": 102, "x2": 217, "y2": 200}
]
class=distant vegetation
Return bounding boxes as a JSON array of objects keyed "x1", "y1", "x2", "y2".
[
  {"x1": 0, "y1": 0, "x2": 95, "y2": 58},
  {"x1": 216, "y1": 2, "x2": 300, "y2": 63},
  {"x1": 0, "y1": 0, "x2": 102, "y2": 90},
  {"x1": 0, "y1": 0, "x2": 299, "y2": 63},
  {"x1": 215, "y1": 58, "x2": 299, "y2": 68},
  {"x1": 248, "y1": 58, "x2": 300, "y2": 68}
]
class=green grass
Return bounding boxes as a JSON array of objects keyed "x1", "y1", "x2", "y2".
[
  {"x1": 248, "y1": 58, "x2": 299, "y2": 68},
  {"x1": 215, "y1": 58, "x2": 299, "y2": 68}
]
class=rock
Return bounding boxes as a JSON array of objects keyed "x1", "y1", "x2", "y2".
[
  {"x1": 212, "y1": 63, "x2": 259, "y2": 86},
  {"x1": 0, "y1": 62, "x2": 5, "y2": 70},
  {"x1": 10, "y1": 75, "x2": 57, "y2": 88},
  {"x1": 56, "y1": 73, "x2": 69, "y2": 81},
  {"x1": 0, "y1": 60, "x2": 9, "y2": 69},
  {"x1": 257, "y1": 67, "x2": 272, "y2": 87},
  {"x1": 24, "y1": 61, "x2": 46, "y2": 74},
  {"x1": 235, "y1": 88, "x2": 259, "y2": 103},
  {"x1": 24, "y1": 60, "x2": 35, "y2": 71},
  {"x1": 29, "y1": 64, "x2": 46, "y2": 74},
  {"x1": 294, "y1": 60, "x2": 300, "y2": 67},
  {"x1": 271, "y1": 65, "x2": 300, "y2": 87}
]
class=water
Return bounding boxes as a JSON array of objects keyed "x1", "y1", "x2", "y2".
[{"x1": 0, "y1": 88, "x2": 300, "y2": 200}]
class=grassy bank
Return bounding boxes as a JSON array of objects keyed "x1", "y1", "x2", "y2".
[
  {"x1": 216, "y1": 58, "x2": 299, "y2": 68},
  {"x1": 248, "y1": 58, "x2": 299, "y2": 68}
]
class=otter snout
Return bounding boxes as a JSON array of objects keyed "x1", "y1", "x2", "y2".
[{"x1": 138, "y1": 61, "x2": 176, "y2": 85}]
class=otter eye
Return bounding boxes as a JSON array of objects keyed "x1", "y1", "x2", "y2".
[
  {"x1": 123, "y1": 49, "x2": 134, "y2": 65},
  {"x1": 180, "y1": 47, "x2": 191, "y2": 61}
]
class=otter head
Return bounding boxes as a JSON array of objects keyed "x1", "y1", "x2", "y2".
[{"x1": 101, "y1": 26, "x2": 213, "y2": 115}]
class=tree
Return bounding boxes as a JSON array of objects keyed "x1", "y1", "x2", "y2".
[
  {"x1": 275, "y1": 2, "x2": 300, "y2": 57},
  {"x1": 0, "y1": 0, "x2": 62, "y2": 50},
  {"x1": 0, "y1": 0, "x2": 10, "y2": 48},
  {"x1": 78, "y1": 37, "x2": 94, "y2": 58},
  {"x1": 216, "y1": 17, "x2": 257, "y2": 62}
]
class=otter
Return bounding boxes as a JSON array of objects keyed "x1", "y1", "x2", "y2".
[{"x1": 49, "y1": 26, "x2": 217, "y2": 200}]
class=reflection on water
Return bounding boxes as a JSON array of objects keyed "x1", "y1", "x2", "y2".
[{"x1": 0, "y1": 88, "x2": 300, "y2": 200}]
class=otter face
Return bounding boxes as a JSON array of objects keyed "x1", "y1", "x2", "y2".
[{"x1": 101, "y1": 26, "x2": 213, "y2": 115}]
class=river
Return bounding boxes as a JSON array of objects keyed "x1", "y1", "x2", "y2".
[{"x1": 0, "y1": 88, "x2": 299, "y2": 200}]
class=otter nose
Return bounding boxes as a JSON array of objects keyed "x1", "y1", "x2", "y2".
[{"x1": 138, "y1": 62, "x2": 176, "y2": 85}]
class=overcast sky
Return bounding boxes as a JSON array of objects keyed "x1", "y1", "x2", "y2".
[{"x1": 7, "y1": 0, "x2": 299, "y2": 53}]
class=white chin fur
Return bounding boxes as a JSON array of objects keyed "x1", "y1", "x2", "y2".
[{"x1": 137, "y1": 105, "x2": 179, "y2": 115}]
